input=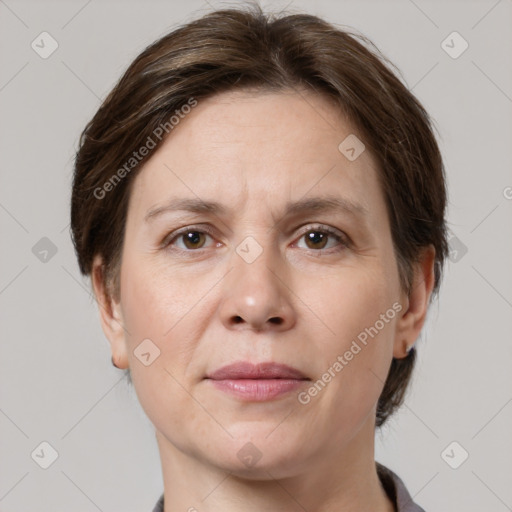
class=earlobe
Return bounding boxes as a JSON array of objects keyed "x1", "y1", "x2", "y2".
[
  {"x1": 91, "y1": 255, "x2": 129, "y2": 369},
  {"x1": 393, "y1": 246, "x2": 436, "y2": 359},
  {"x1": 393, "y1": 340, "x2": 412, "y2": 359},
  {"x1": 393, "y1": 340, "x2": 415, "y2": 359}
]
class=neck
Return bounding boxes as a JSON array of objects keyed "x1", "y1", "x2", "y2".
[{"x1": 155, "y1": 416, "x2": 395, "y2": 512}]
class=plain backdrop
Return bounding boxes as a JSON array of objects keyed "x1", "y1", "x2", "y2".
[{"x1": 1, "y1": 0, "x2": 511, "y2": 510}]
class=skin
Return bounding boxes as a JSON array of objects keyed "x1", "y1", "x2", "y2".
[{"x1": 92, "y1": 89, "x2": 435, "y2": 512}]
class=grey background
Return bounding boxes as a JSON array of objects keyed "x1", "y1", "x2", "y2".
[{"x1": 1, "y1": 0, "x2": 511, "y2": 510}]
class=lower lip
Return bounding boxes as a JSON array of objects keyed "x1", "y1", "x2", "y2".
[{"x1": 207, "y1": 379, "x2": 307, "y2": 401}]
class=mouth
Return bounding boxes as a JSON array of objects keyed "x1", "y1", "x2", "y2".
[{"x1": 205, "y1": 361, "x2": 311, "y2": 401}]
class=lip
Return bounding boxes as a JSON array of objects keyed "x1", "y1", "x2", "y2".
[
  {"x1": 205, "y1": 362, "x2": 310, "y2": 402},
  {"x1": 207, "y1": 361, "x2": 308, "y2": 380}
]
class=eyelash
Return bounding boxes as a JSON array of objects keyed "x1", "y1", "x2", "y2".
[{"x1": 161, "y1": 224, "x2": 350, "y2": 255}]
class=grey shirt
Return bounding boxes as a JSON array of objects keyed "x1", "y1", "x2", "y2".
[{"x1": 151, "y1": 462, "x2": 425, "y2": 512}]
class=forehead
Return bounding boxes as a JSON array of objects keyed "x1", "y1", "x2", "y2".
[{"x1": 127, "y1": 88, "x2": 383, "y2": 223}]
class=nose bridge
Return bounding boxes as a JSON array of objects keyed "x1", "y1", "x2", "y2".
[{"x1": 219, "y1": 231, "x2": 295, "y2": 331}]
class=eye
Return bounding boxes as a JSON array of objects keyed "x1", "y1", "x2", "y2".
[
  {"x1": 163, "y1": 226, "x2": 217, "y2": 251},
  {"x1": 294, "y1": 225, "x2": 349, "y2": 252},
  {"x1": 162, "y1": 224, "x2": 349, "y2": 253}
]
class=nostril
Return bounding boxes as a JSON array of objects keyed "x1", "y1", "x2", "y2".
[{"x1": 269, "y1": 317, "x2": 283, "y2": 325}]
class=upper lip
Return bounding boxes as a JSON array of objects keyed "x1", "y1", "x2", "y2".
[{"x1": 206, "y1": 361, "x2": 309, "y2": 380}]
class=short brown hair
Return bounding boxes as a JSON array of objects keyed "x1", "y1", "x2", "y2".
[{"x1": 70, "y1": 3, "x2": 448, "y2": 427}]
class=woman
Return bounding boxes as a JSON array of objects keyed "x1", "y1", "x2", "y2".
[{"x1": 70, "y1": 5, "x2": 448, "y2": 511}]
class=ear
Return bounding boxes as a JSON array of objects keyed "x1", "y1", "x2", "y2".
[
  {"x1": 393, "y1": 245, "x2": 436, "y2": 359},
  {"x1": 91, "y1": 255, "x2": 129, "y2": 369}
]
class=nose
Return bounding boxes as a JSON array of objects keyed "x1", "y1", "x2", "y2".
[{"x1": 218, "y1": 242, "x2": 296, "y2": 332}]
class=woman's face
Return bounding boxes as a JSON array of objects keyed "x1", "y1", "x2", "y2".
[{"x1": 101, "y1": 89, "x2": 412, "y2": 477}]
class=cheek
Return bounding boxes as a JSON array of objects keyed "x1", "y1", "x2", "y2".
[
  {"x1": 119, "y1": 259, "x2": 208, "y2": 436},
  {"x1": 321, "y1": 263, "x2": 397, "y2": 341},
  {"x1": 120, "y1": 253, "x2": 197, "y2": 338},
  {"x1": 118, "y1": 255, "x2": 199, "y2": 386},
  {"x1": 119, "y1": 253, "x2": 225, "y2": 390},
  {"x1": 311, "y1": 266, "x2": 398, "y2": 406}
]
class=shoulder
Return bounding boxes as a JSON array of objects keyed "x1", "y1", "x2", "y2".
[{"x1": 377, "y1": 462, "x2": 427, "y2": 512}]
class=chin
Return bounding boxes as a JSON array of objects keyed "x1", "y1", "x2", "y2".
[{"x1": 201, "y1": 428, "x2": 309, "y2": 478}]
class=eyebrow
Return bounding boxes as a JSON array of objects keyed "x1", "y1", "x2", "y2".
[{"x1": 144, "y1": 195, "x2": 368, "y2": 223}]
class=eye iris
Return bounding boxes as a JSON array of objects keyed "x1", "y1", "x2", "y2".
[
  {"x1": 183, "y1": 231, "x2": 205, "y2": 249},
  {"x1": 305, "y1": 231, "x2": 327, "y2": 249}
]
